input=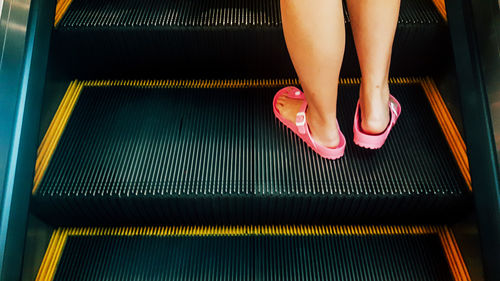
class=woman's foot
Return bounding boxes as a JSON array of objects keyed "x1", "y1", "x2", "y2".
[
  {"x1": 359, "y1": 82, "x2": 391, "y2": 135},
  {"x1": 276, "y1": 94, "x2": 340, "y2": 148},
  {"x1": 353, "y1": 83, "x2": 401, "y2": 150}
]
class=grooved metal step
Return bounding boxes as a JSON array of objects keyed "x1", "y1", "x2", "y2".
[
  {"x1": 35, "y1": 225, "x2": 471, "y2": 281},
  {"x1": 32, "y1": 79, "x2": 469, "y2": 225},
  {"x1": 51, "y1": 0, "x2": 447, "y2": 78}
]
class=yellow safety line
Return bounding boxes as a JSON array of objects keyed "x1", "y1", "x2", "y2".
[
  {"x1": 33, "y1": 81, "x2": 84, "y2": 194},
  {"x1": 438, "y1": 227, "x2": 472, "y2": 281},
  {"x1": 54, "y1": 0, "x2": 73, "y2": 27},
  {"x1": 35, "y1": 225, "x2": 470, "y2": 281},
  {"x1": 33, "y1": 77, "x2": 471, "y2": 194},
  {"x1": 52, "y1": 0, "x2": 448, "y2": 27},
  {"x1": 81, "y1": 78, "x2": 300, "y2": 88},
  {"x1": 78, "y1": 78, "x2": 424, "y2": 88},
  {"x1": 432, "y1": 0, "x2": 448, "y2": 22},
  {"x1": 37, "y1": 81, "x2": 76, "y2": 155},
  {"x1": 64, "y1": 224, "x2": 440, "y2": 236},
  {"x1": 35, "y1": 229, "x2": 69, "y2": 281},
  {"x1": 420, "y1": 77, "x2": 471, "y2": 191}
]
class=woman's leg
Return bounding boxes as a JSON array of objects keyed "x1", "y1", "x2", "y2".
[
  {"x1": 346, "y1": 0, "x2": 401, "y2": 134},
  {"x1": 277, "y1": 0, "x2": 345, "y2": 147}
]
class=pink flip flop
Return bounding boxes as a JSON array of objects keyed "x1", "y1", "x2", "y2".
[
  {"x1": 353, "y1": 94, "x2": 401, "y2": 149},
  {"x1": 273, "y1": 86, "x2": 346, "y2": 160}
]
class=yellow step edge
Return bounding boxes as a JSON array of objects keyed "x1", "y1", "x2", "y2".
[
  {"x1": 420, "y1": 77, "x2": 471, "y2": 191},
  {"x1": 76, "y1": 78, "x2": 426, "y2": 88},
  {"x1": 80, "y1": 78, "x2": 300, "y2": 88},
  {"x1": 35, "y1": 229, "x2": 69, "y2": 281},
  {"x1": 33, "y1": 77, "x2": 471, "y2": 194},
  {"x1": 432, "y1": 0, "x2": 448, "y2": 22},
  {"x1": 37, "y1": 81, "x2": 75, "y2": 156},
  {"x1": 35, "y1": 225, "x2": 470, "y2": 281},
  {"x1": 33, "y1": 81, "x2": 84, "y2": 194},
  {"x1": 64, "y1": 224, "x2": 437, "y2": 236},
  {"x1": 53, "y1": 0, "x2": 448, "y2": 27},
  {"x1": 438, "y1": 227, "x2": 472, "y2": 281},
  {"x1": 36, "y1": 81, "x2": 79, "y2": 157},
  {"x1": 54, "y1": 0, "x2": 73, "y2": 28}
]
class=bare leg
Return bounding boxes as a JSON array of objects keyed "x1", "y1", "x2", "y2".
[
  {"x1": 277, "y1": 0, "x2": 345, "y2": 147},
  {"x1": 346, "y1": 0, "x2": 400, "y2": 134}
]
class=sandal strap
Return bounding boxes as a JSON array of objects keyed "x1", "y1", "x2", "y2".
[
  {"x1": 296, "y1": 100, "x2": 308, "y2": 135},
  {"x1": 389, "y1": 97, "x2": 399, "y2": 125}
]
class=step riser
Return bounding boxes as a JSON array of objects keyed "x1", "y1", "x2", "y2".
[
  {"x1": 52, "y1": 26, "x2": 446, "y2": 78},
  {"x1": 34, "y1": 197, "x2": 466, "y2": 226}
]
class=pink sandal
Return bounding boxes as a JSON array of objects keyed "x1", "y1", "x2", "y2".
[
  {"x1": 353, "y1": 94, "x2": 401, "y2": 149},
  {"x1": 273, "y1": 87, "x2": 346, "y2": 160}
]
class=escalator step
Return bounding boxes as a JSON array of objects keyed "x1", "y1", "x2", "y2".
[
  {"x1": 32, "y1": 78, "x2": 469, "y2": 225},
  {"x1": 57, "y1": 0, "x2": 441, "y2": 27},
  {"x1": 35, "y1": 225, "x2": 470, "y2": 281},
  {"x1": 52, "y1": 0, "x2": 447, "y2": 78}
]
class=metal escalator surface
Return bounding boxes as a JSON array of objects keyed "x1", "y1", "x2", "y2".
[
  {"x1": 32, "y1": 78, "x2": 469, "y2": 225},
  {"x1": 28, "y1": 0, "x2": 478, "y2": 280},
  {"x1": 51, "y1": 0, "x2": 447, "y2": 78},
  {"x1": 36, "y1": 225, "x2": 470, "y2": 281}
]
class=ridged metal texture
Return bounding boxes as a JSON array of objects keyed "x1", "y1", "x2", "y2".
[
  {"x1": 52, "y1": 234, "x2": 454, "y2": 281},
  {"x1": 32, "y1": 82, "x2": 469, "y2": 225},
  {"x1": 58, "y1": 0, "x2": 440, "y2": 27},
  {"x1": 52, "y1": 0, "x2": 446, "y2": 78}
]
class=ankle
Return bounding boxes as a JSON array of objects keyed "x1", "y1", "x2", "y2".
[
  {"x1": 360, "y1": 80, "x2": 390, "y2": 101},
  {"x1": 306, "y1": 107, "x2": 337, "y2": 132},
  {"x1": 306, "y1": 108, "x2": 340, "y2": 147}
]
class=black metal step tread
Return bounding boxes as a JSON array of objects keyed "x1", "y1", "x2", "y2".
[
  {"x1": 52, "y1": 0, "x2": 447, "y2": 78},
  {"x1": 36, "y1": 225, "x2": 469, "y2": 281},
  {"x1": 32, "y1": 79, "x2": 469, "y2": 225},
  {"x1": 58, "y1": 0, "x2": 442, "y2": 29}
]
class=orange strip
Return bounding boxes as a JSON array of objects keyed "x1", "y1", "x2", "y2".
[
  {"x1": 54, "y1": 0, "x2": 73, "y2": 27},
  {"x1": 438, "y1": 227, "x2": 472, "y2": 281},
  {"x1": 420, "y1": 78, "x2": 472, "y2": 191},
  {"x1": 432, "y1": 0, "x2": 448, "y2": 22}
]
